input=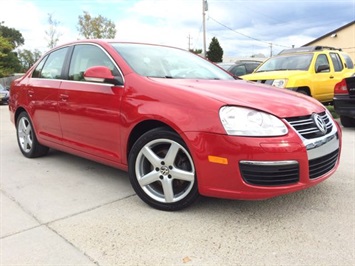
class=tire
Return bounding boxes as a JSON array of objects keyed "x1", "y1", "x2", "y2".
[
  {"x1": 340, "y1": 115, "x2": 355, "y2": 127},
  {"x1": 16, "y1": 112, "x2": 49, "y2": 158},
  {"x1": 128, "y1": 127, "x2": 199, "y2": 211}
]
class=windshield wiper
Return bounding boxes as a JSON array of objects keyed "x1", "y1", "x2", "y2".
[{"x1": 147, "y1": 75, "x2": 174, "y2": 78}]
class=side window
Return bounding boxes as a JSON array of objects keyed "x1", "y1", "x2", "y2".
[
  {"x1": 315, "y1": 54, "x2": 330, "y2": 72},
  {"x1": 246, "y1": 63, "x2": 260, "y2": 73},
  {"x1": 231, "y1": 65, "x2": 247, "y2": 76},
  {"x1": 69, "y1": 44, "x2": 120, "y2": 81},
  {"x1": 38, "y1": 48, "x2": 68, "y2": 79},
  {"x1": 32, "y1": 55, "x2": 48, "y2": 78},
  {"x1": 341, "y1": 53, "x2": 354, "y2": 69},
  {"x1": 330, "y1": 53, "x2": 343, "y2": 72}
]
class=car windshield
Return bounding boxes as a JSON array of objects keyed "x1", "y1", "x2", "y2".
[
  {"x1": 112, "y1": 43, "x2": 234, "y2": 80},
  {"x1": 256, "y1": 54, "x2": 313, "y2": 72}
]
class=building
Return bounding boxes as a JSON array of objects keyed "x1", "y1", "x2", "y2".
[{"x1": 303, "y1": 20, "x2": 355, "y2": 62}]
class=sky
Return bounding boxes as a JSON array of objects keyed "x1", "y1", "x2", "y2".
[{"x1": 1, "y1": 0, "x2": 354, "y2": 61}]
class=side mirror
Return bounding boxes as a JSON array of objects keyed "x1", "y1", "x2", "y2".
[
  {"x1": 84, "y1": 66, "x2": 123, "y2": 85},
  {"x1": 316, "y1": 64, "x2": 330, "y2": 73}
]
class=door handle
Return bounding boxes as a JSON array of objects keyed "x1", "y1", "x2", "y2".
[
  {"x1": 28, "y1": 89, "x2": 34, "y2": 97},
  {"x1": 330, "y1": 76, "x2": 334, "y2": 79}
]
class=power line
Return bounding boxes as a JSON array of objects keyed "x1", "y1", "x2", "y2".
[{"x1": 208, "y1": 16, "x2": 291, "y2": 49}]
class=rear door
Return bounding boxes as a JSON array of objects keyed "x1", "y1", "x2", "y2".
[
  {"x1": 329, "y1": 52, "x2": 349, "y2": 87},
  {"x1": 58, "y1": 44, "x2": 124, "y2": 162},
  {"x1": 25, "y1": 47, "x2": 69, "y2": 143},
  {"x1": 311, "y1": 53, "x2": 336, "y2": 102}
]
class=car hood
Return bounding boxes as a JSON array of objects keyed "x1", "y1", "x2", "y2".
[
  {"x1": 152, "y1": 78, "x2": 324, "y2": 118},
  {"x1": 242, "y1": 70, "x2": 306, "y2": 81}
]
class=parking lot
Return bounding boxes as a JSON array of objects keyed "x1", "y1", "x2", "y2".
[{"x1": 0, "y1": 104, "x2": 354, "y2": 265}]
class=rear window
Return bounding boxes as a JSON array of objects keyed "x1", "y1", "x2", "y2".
[
  {"x1": 330, "y1": 53, "x2": 344, "y2": 72},
  {"x1": 341, "y1": 53, "x2": 354, "y2": 69}
]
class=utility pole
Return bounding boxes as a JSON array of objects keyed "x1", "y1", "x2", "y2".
[
  {"x1": 202, "y1": 0, "x2": 208, "y2": 58},
  {"x1": 187, "y1": 34, "x2": 192, "y2": 51},
  {"x1": 269, "y1": 43, "x2": 273, "y2": 57}
]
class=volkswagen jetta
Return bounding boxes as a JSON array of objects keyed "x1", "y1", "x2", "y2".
[{"x1": 9, "y1": 40, "x2": 342, "y2": 211}]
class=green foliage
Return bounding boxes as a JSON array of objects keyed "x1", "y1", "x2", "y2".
[
  {"x1": 77, "y1": 11, "x2": 117, "y2": 39},
  {"x1": 0, "y1": 25, "x2": 23, "y2": 77},
  {"x1": 0, "y1": 36, "x2": 12, "y2": 57},
  {"x1": 0, "y1": 22, "x2": 24, "y2": 49},
  {"x1": 17, "y1": 49, "x2": 42, "y2": 72},
  {"x1": 0, "y1": 50, "x2": 22, "y2": 77},
  {"x1": 189, "y1": 49, "x2": 202, "y2": 55},
  {"x1": 206, "y1": 37, "x2": 223, "y2": 63},
  {"x1": 326, "y1": 105, "x2": 339, "y2": 119}
]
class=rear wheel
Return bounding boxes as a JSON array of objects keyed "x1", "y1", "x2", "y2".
[
  {"x1": 128, "y1": 128, "x2": 199, "y2": 211},
  {"x1": 340, "y1": 115, "x2": 355, "y2": 127},
  {"x1": 16, "y1": 112, "x2": 49, "y2": 158}
]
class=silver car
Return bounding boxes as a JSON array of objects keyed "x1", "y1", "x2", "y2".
[{"x1": 0, "y1": 84, "x2": 10, "y2": 104}]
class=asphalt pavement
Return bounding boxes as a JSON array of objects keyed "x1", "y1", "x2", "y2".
[{"x1": 0, "y1": 105, "x2": 354, "y2": 265}]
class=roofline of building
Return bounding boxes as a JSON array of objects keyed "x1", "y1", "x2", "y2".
[{"x1": 302, "y1": 20, "x2": 355, "y2": 47}]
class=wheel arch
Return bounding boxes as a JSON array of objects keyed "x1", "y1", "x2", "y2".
[
  {"x1": 296, "y1": 86, "x2": 311, "y2": 96},
  {"x1": 126, "y1": 120, "x2": 177, "y2": 161},
  {"x1": 14, "y1": 107, "x2": 28, "y2": 124}
]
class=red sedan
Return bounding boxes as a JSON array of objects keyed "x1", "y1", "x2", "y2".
[{"x1": 9, "y1": 40, "x2": 342, "y2": 211}]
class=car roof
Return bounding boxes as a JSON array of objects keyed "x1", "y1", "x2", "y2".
[
  {"x1": 52, "y1": 39, "x2": 187, "y2": 51},
  {"x1": 235, "y1": 59, "x2": 263, "y2": 63},
  {"x1": 278, "y1": 46, "x2": 342, "y2": 55}
]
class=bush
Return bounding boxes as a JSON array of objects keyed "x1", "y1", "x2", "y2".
[{"x1": 326, "y1": 105, "x2": 339, "y2": 119}]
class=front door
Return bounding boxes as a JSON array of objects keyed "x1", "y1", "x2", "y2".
[{"x1": 58, "y1": 44, "x2": 124, "y2": 163}]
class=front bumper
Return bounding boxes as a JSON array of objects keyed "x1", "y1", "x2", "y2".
[
  {"x1": 184, "y1": 119, "x2": 341, "y2": 200},
  {"x1": 0, "y1": 96, "x2": 9, "y2": 104}
]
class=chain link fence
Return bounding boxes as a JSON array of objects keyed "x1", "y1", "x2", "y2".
[{"x1": 0, "y1": 74, "x2": 24, "y2": 88}]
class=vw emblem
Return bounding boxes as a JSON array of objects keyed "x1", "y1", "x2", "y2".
[
  {"x1": 160, "y1": 166, "x2": 170, "y2": 176},
  {"x1": 312, "y1": 113, "x2": 327, "y2": 135}
]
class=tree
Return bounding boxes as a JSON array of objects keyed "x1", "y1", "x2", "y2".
[
  {"x1": 77, "y1": 11, "x2": 116, "y2": 39},
  {"x1": 45, "y1": 13, "x2": 62, "y2": 49},
  {"x1": 0, "y1": 22, "x2": 24, "y2": 49},
  {"x1": 0, "y1": 35, "x2": 12, "y2": 58},
  {"x1": 0, "y1": 25, "x2": 22, "y2": 77},
  {"x1": 17, "y1": 49, "x2": 42, "y2": 72},
  {"x1": 0, "y1": 36, "x2": 15, "y2": 77},
  {"x1": 206, "y1": 37, "x2": 223, "y2": 62}
]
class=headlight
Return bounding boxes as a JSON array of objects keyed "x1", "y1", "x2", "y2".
[
  {"x1": 272, "y1": 79, "x2": 287, "y2": 88},
  {"x1": 219, "y1": 106, "x2": 288, "y2": 136}
]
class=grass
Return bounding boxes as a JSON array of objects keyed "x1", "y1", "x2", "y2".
[{"x1": 326, "y1": 104, "x2": 339, "y2": 119}]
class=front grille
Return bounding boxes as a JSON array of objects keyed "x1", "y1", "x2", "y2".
[
  {"x1": 252, "y1": 79, "x2": 273, "y2": 85},
  {"x1": 285, "y1": 112, "x2": 332, "y2": 139},
  {"x1": 239, "y1": 162, "x2": 299, "y2": 186},
  {"x1": 309, "y1": 149, "x2": 339, "y2": 179}
]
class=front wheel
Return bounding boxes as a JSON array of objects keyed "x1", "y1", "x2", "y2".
[
  {"x1": 16, "y1": 112, "x2": 49, "y2": 158},
  {"x1": 128, "y1": 128, "x2": 199, "y2": 211}
]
